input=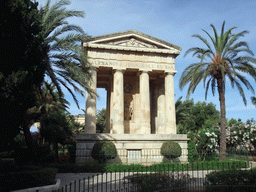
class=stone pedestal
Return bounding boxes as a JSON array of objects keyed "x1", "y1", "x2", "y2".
[{"x1": 76, "y1": 134, "x2": 189, "y2": 165}]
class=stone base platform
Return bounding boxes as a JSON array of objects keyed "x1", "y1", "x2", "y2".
[{"x1": 76, "y1": 134, "x2": 189, "y2": 165}]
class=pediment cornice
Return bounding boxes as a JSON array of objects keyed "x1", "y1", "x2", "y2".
[{"x1": 83, "y1": 30, "x2": 182, "y2": 54}]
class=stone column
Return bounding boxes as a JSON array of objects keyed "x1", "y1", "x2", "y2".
[
  {"x1": 85, "y1": 69, "x2": 97, "y2": 134},
  {"x1": 139, "y1": 70, "x2": 151, "y2": 134},
  {"x1": 106, "y1": 84, "x2": 111, "y2": 133},
  {"x1": 112, "y1": 69, "x2": 124, "y2": 134},
  {"x1": 165, "y1": 72, "x2": 176, "y2": 134},
  {"x1": 156, "y1": 82, "x2": 166, "y2": 134}
]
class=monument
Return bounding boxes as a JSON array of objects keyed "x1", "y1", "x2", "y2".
[{"x1": 76, "y1": 30, "x2": 188, "y2": 164}]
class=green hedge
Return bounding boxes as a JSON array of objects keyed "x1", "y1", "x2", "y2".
[
  {"x1": 188, "y1": 140, "x2": 196, "y2": 162},
  {"x1": 105, "y1": 160, "x2": 248, "y2": 172},
  {"x1": 0, "y1": 167, "x2": 58, "y2": 191},
  {"x1": 205, "y1": 169, "x2": 256, "y2": 192},
  {"x1": 46, "y1": 160, "x2": 248, "y2": 173}
]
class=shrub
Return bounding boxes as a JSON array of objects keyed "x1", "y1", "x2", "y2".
[
  {"x1": 161, "y1": 141, "x2": 182, "y2": 160},
  {"x1": 38, "y1": 143, "x2": 55, "y2": 165},
  {"x1": 205, "y1": 169, "x2": 256, "y2": 191},
  {"x1": 0, "y1": 167, "x2": 57, "y2": 191},
  {"x1": 91, "y1": 141, "x2": 117, "y2": 163},
  {"x1": 125, "y1": 172, "x2": 190, "y2": 192}
]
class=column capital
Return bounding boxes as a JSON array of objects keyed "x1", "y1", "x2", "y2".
[
  {"x1": 137, "y1": 69, "x2": 150, "y2": 76},
  {"x1": 113, "y1": 68, "x2": 125, "y2": 73},
  {"x1": 165, "y1": 71, "x2": 177, "y2": 76}
]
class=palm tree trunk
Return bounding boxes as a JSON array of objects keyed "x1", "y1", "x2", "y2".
[{"x1": 217, "y1": 78, "x2": 227, "y2": 161}]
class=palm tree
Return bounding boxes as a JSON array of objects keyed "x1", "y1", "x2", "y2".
[
  {"x1": 179, "y1": 21, "x2": 256, "y2": 160},
  {"x1": 39, "y1": 0, "x2": 92, "y2": 107}
]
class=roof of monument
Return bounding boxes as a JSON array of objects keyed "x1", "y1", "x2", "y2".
[{"x1": 84, "y1": 30, "x2": 182, "y2": 53}]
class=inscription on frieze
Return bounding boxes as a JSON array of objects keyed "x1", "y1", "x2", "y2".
[{"x1": 89, "y1": 59, "x2": 175, "y2": 70}]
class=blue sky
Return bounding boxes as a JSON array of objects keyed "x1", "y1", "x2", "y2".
[{"x1": 37, "y1": 0, "x2": 256, "y2": 125}]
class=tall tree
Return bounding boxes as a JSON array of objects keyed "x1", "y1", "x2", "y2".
[
  {"x1": 40, "y1": 111, "x2": 73, "y2": 162},
  {"x1": 176, "y1": 99, "x2": 220, "y2": 135},
  {"x1": 39, "y1": 0, "x2": 92, "y2": 107},
  {"x1": 22, "y1": 82, "x2": 69, "y2": 159},
  {"x1": 96, "y1": 108, "x2": 107, "y2": 133},
  {"x1": 175, "y1": 97, "x2": 193, "y2": 126},
  {"x1": 0, "y1": 0, "x2": 48, "y2": 151},
  {"x1": 179, "y1": 21, "x2": 256, "y2": 160}
]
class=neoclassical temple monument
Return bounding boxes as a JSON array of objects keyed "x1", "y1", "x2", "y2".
[{"x1": 76, "y1": 30, "x2": 188, "y2": 164}]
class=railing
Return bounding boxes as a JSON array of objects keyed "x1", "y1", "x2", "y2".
[{"x1": 54, "y1": 161, "x2": 254, "y2": 192}]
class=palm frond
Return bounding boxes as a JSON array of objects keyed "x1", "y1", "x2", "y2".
[{"x1": 39, "y1": 0, "x2": 93, "y2": 108}]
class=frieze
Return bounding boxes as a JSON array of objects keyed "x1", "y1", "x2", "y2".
[{"x1": 89, "y1": 59, "x2": 175, "y2": 71}]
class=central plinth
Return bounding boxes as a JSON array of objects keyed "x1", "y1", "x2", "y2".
[{"x1": 76, "y1": 134, "x2": 188, "y2": 165}]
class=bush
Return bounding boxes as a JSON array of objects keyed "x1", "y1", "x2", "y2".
[
  {"x1": 0, "y1": 167, "x2": 58, "y2": 191},
  {"x1": 125, "y1": 172, "x2": 190, "y2": 192},
  {"x1": 205, "y1": 169, "x2": 256, "y2": 192},
  {"x1": 161, "y1": 141, "x2": 182, "y2": 160},
  {"x1": 38, "y1": 143, "x2": 55, "y2": 165},
  {"x1": 91, "y1": 141, "x2": 117, "y2": 163}
]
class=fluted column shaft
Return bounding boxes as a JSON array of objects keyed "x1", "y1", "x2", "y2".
[
  {"x1": 112, "y1": 69, "x2": 124, "y2": 134},
  {"x1": 85, "y1": 69, "x2": 97, "y2": 134},
  {"x1": 140, "y1": 70, "x2": 151, "y2": 134},
  {"x1": 165, "y1": 72, "x2": 176, "y2": 134}
]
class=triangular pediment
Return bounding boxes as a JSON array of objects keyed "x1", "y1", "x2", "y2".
[{"x1": 84, "y1": 30, "x2": 182, "y2": 54}]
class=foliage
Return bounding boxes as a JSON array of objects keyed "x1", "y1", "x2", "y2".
[
  {"x1": 39, "y1": 0, "x2": 92, "y2": 107},
  {"x1": 175, "y1": 96, "x2": 193, "y2": 126},
  {"x1": 105, "y1": 161, "x2": 247, "y2": 172},
  {"x1": 40, "y1": 111, "x2": 73, "y2": 162},
  {"x1": 91, "y1": 141, "x2": 117, "y2": 163},
  {"x1": 96, "y1": 108, "x2": 107, "y2": 133},
  {"x1": 0, "y1": 0, "x2": 48, "y2": 151},
  {"x1": 177, "y1": 99, "x2": 220, "y2": 135},
  {"x1": 14, "y1": 134, "x2": 27, "y2": 148},
  {"x1": 68, "y1": 116, "x2": 84, "y2": 140},
  {"x1": 196, "y1": 127, "x2": 219, "y2": 161},
  {"x1": 205, "y1": 169, "x2": 256, "y2": 192},
  {"x1": 67, "y1": 142, "x2": 76, "y2": 163},
  {"x1": 160, "y1": 141, "x2": 182, "y2": 160},
  {"x1": 180, "y1": 21, "x2": 256, "y2": 160},
  {"x1": 252, "y1": 96, "x2": 256, "y2": 107},
  {"x1": 126, "y1": 172, "x2": 190, "y2": 192},
  {"x1": 40, "y1": 112, "x2": 73, "y2": 145},
  {"x1": 188, "y1": 140, "x2": 196, "y2": 163},
  {"x1": 0, "y1": 167, "x2": 57, "y2": 191},
  {"x1": 226, "y1": 118, "x2": 256, "y2": 150}
]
